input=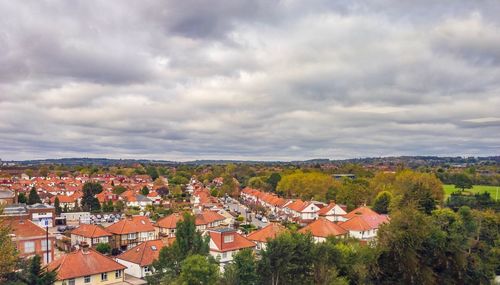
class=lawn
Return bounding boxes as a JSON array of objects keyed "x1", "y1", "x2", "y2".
[{"x1": 443, "y1": 184, "x2": 500, "y2": 201}]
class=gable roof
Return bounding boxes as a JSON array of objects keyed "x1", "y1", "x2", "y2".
[
  {"x1": 340, "y1": 214, "x2": 389, "y2": 231},
  {"x1": 318, "y1": 203, "x2": 347, "y2": 216},
  {"x1": 106, "y1": 216, "x2": 155, "y2": 234},
  {"x1": 247, "y1": 223, "x2": 288, "y2": 243},
  {"x1": 209, "y1": 229, "x2": 256, "y2": 252},
  {"x1": 344, "y1": 206, "x2": 379, "y2": 219},
  {"x1": 155, "y1": 213, "x2": 183, "y2": 229},
  {"x1": 48, "y1": 248, "x2": 126, "y2": 280},
  {"x1": 195, "y1": 210, "x2": 225, "y2": 226},
  {"x1": 2, "y1": 219, "x2": 47, "y2": 238},
  {"x1": 299, "y1": 218, "x2": 347, "y2": 238},
  {"x1": 116, "y1": 239, "x2": 168, "y2": 267},
  {"x1": 71, "y1": 224, "x2": 111, "y2": 238}
]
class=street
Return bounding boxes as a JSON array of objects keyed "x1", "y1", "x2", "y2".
[{"x1": 226, "y1": 199, "x2": 268, "y2": 229}]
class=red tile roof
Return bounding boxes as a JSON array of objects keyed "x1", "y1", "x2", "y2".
[
  {"x1": 106, "y1": 216, "x2": 155, "y2": 235},
  {"x1": 209, "y1": 229, "x2": 256, "y2": 252},
  {"x1": 2, "y1": 219, "x2": 47, "y2": 238},
  {"x1": 247, "y1": 223, "x2": 288, "y2": 243},
  {"x1": 195, "y1": 210, "x2": 225, "y2": 226},
  {"x1": 117, "y1": 239, "x2": 169, "y2": 267},
  {"x1": 340, "y1": 214, "x2": 389, "y2": 231},
  {"x1": 48, "y1": 248, "x2": 126, "y2": 280},
  {"x1": 299, "y1": 218, "x2": 347, "y2": 238},
  {"x1": 344, "y1": 206, "x2": 379, "y2": 220},
  {"x1": 155, "y1": 213, "x2": 183, "y2": 229},
  {"x1": 286, "y1": 199, "x2": 310, "y2": 212},
  {"x1": 71, "y1": 224, "x2": 111, "y2": 238}
]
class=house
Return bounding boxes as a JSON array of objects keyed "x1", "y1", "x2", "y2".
[
  {"x1": 70, "y1": 224, "x2": 112, "y2": 247},
  {"x1": 115, "y1": 239, "x2": 172, "y2": 279},
  {"x1": 284, "y1": 199, "x2": 320, "y2": 223},
  {"x1": 147, "y1": 191, "x2": 162, "y2": 205},
  {"x1": 155, "y1": 213, "x2": 184, "y2": 238},
  {"x1": 27, "y1": 203, "x2": 56, "y2": 227},
  {"x1": 106, "y1": 215, "x2": 156, "y2": 250},
  {"x1": 120, "y1": 191, "x2": 152, "y2": 209},
  {"x1": 207, "y1": 228, "x2": 256, "y2": 269},
  {"x1": 155, "y1": 211, "x2": 226, "y2": 237},
  {"x1": 48, "y1": 244, "x2": 126, "y2": 285},
  {"x1": 50, "y1": 194, "x2": 77, "y2": 210},
  {"x1": 299, "y1": 218, "x2": 348, "y2": 243},
  {"x1": 2, "y1": 219, "x2": 55, "y2": 264},
  {"x1": 317, "y1": 202, "x2": 348, "y2": 222},
  {"x1": 339, "y1": 206, "x2": 389, "y2": 241},
  {"x1": 195, "y1": 210, "x2": 226, "y2": 231},
  {"x1": 0, "y1": 189, "x2": 15, "y2": 204},
  {"x1": 246, "y1": 223, "x2": 288, "y2": 250}
]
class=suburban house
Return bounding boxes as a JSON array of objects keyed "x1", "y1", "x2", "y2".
[
  {"x1": 195, "y1": 210, "x2": 226, "y2": 231},
  {"x1": 2, "y1": 219, "x2": 55, "y2": 264},
  {"x1": 0, "y1": 189, "x2": 15, "y2": 204},
  {"x1": 339, "y1": 206, "x2": 389, "y2": 241},
  {"x1": 299, "y1": 218, "x2": 348, "y2": 243},
  {"x1": 155, "y1": 211, "x2": 226, "y2": 237},
  {"x1": 48, "y1": 244, "x2": 126, "y2": 285},
  {"x1": 317, "y1": 202, "x2": 348, "y2": 222},
  {"x1": 50, "y1": 194, "x2": 77, "y2": 210},
  {"x1": 207, "y1": 228, "x2": 256, "y2": 268},
  {"x1": 246, "y1": 223, "x2": 288, "y2": 250},
  {"x1": 147, "y1": 190, "x2": 162, "y2": 205},
  {"x1": 0, "y1": 203, "x2": 55, "y2": 227},
  {"x1": 70, "y1": 224, "x2": 113, "y2": 247},
  {"x1": 120, "y1": 190, "x2": 152, "y2": 209},
  {"x1": 115, "y1": 239, "x2": 172, "y2": 279},
  {"x1": 284, "y1": 199, "x2": 321, "y2": 223},
  {"x1": 106, "y1": 215, "x2": 156, "y2": 250},
  {"x1": 155, "y1": 213, "x2": 183, "y2": 238}
]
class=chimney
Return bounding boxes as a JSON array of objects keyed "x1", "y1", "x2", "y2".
[{"x1": 81, "y1": 242, "x2": 90, "y2": 254}]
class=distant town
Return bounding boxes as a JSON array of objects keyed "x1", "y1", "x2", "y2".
[{"x1": 0, "y1": 157, "x2": 498, "y2": 284}]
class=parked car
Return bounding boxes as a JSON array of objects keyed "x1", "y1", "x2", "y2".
[{"x1": 261, "y1": 217, "x2": 268, "y2": 223}]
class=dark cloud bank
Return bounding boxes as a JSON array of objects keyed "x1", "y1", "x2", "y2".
[{"x1": 0, "y1": 0, "x2": 499, "y2": 161}]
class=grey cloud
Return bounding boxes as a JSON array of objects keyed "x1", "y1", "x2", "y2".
[{"x1": 0, "y1": 0, "x2": 499, "y2": 160}]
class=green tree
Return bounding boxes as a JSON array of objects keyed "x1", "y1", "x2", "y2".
[
  {"x1": 393, "y1": 170, "x2": 444, "y2": 214},
  {"x1": 150, "y1": 213, "x2": 210, "y2": 283},
  {"x1": 266, "y1": 173, "x2": 282, "y2": 192},
  {"x1": 54, "y1": 197, "x2": 62, "y2": 215},
  {"x1": 17, "y1": 193, "x2": 27, "y2": 204},
  {"x1": 82, "y1": 182, "x2": 103, "y2": 195},
  {"x1": 147, "y1": 166, "x2": 160, "y2": 181},
  {"x1": 223, "y1": 249, "x2": 258, "y2": 285},
  {"x1": 372, "y1": 191, "x2": 392, "y2": 214},
  {"x1": 277, "y1": 172, "x2": 338, "y2": 200},
  {"x1": 81, "y1": 182, "x2": 101, "y2": 212},
  {"x1": 178, "y1": 255, "x2": 219, "y2": 285},
  {"x1": 336, "y1": 178, "x2": 372, "y2": 211},
  {"x1": 454, "y1": 173, "x2": 473, "y2": 192},
  {"x1": 141, "y1": 186, "x2": 150, "y2": 196},
  {"x1": 27, "y1": 187, "x2": 41, "y2": 205},
  {"x1": 95, "y1": 243, "x2": 111, "y2": 255},
  {"x1": 258, "y1": 232, "x2": 316, "y2": 285},
  {"x1": 0, "y1": 217, "x2": 18, "y2": 281},
  {"x1": 19, "y1": 255, "x2": 57, "y2": 285},
  {"x1": 112, "y1": 185, "x2": 127, "y2": 195}
]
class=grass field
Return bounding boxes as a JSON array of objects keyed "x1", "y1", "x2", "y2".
[{"x1": 443, "y1": 184, "x2": 500, "y2": 201}]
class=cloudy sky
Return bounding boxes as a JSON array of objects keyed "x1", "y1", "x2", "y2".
[{"x1": 1, "y1": 0, "x2": 499, "y2": 161}]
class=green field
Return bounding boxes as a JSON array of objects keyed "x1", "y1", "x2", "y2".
[{"x1": 443, "y1": 184, "x2": 500, "y2": 201}]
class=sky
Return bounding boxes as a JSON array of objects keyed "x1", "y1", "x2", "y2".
[{"x1": 0, "y1": 0, "x2": 499, "y2": 161}]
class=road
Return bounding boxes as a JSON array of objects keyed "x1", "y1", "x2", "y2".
[{"x1": 226, "y1": 199, "x2": 268, "y2": 229}]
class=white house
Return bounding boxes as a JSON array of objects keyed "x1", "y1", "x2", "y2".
[
  {"x1": 116, "y1": 239, "x2": 171, "y2": 279},
  {"x1": 317, "y1": 202, "x2": 348, "y2": 222},
  {"x1": 207, "y1": 228, "x2": 256, "y2": 269}
]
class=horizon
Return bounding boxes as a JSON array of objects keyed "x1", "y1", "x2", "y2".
[{"x1": 1, "y1": 1, "x2": 499, "y2": 160}]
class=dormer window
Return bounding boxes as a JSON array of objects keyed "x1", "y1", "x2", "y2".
[{"x1": 223, "y1": 235, "x2": 234, "y2": 243}]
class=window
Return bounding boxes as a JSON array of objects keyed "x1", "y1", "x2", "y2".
[
  {"x1": 222, "y1": 252, "x2": 227, "y2": 259},
  {"x1": 24, "y1": 241, "x2": 35, "y2": 253},
  {"x1": 41, "y1": 240, "x2": 51, "y2": 251},
  {"x1": 223, "y1": 235, "x2": 234, "y2": 243},
  {"x1": 115, "y1": 270, "x2": 122, "y2": 278},
  {"x1": 84, "y1": 276, "x2": 91, "y2": 283},
  {"x1": 101, "y1": 272, "x2": 108, "y2": 281},
  {"x1": 68, "y1": 279, "x2": 75, "y2": 285},
  {"x1": 128, "y1": 233, "x2": 137, "y2": 240},
  {"x1": 43, "y1": 252, "x2": 52, "y2": 263}
]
